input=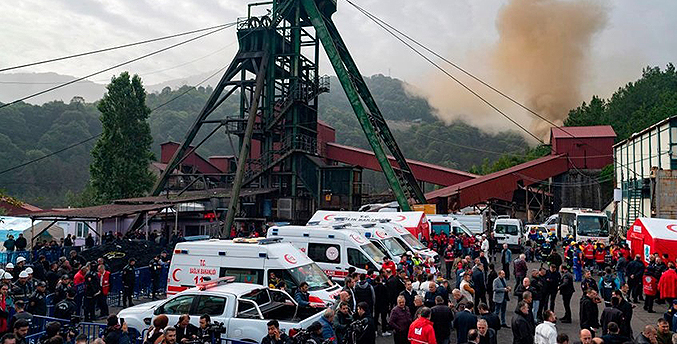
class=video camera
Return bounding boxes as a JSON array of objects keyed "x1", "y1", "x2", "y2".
[
  {"x1": 186, "y1": 321, "x2": 227, "y2": 344},
  {"x1": 60, "y1": 315, "x2": 81, "y2": 339}
]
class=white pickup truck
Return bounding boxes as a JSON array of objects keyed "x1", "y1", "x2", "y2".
[{"x1": 119, "y1": 280, "x2": 324, "y2": 343}]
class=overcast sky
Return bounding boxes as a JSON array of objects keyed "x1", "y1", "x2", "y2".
[{"x1": 2, "y1": 0, "x2": 676, "y2": 133}]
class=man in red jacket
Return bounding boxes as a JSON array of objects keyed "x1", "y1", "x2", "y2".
[
  {"x1": 659, "y1": 263, "x2": 677, "y2": 305},
  {"x1": 408, "y1": 307, "x2": 436, "y2": 344},
  {"x1": 97, "y1": 264, "x2": 110, "y2": 318}
]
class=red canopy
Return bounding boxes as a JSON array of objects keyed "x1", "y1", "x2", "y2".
[{"x1": 626, "y1": 217, "x2": 677, "y2": 264}]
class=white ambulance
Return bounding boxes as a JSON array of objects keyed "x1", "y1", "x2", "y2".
[
  {"x1": 166, "y1": 238, "x2": 340, "y2": 305},
  {"x1": 374, "y1": 222, "x2": 440, "y2": 264},
  {"x1": 351, "y1": 223, "x2": 408, "y2": 262},
  {"x1": 267, "y1": 225, "x2": 386, "y2": 281}
]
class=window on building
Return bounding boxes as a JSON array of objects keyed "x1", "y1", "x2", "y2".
[{"x1": 76, "y1": 223, "x2": 88, "y2": 238}]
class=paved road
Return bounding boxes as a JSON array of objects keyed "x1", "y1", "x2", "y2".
[{"x1": 110, "y1": 261, "x2": 666, "y2": 344}]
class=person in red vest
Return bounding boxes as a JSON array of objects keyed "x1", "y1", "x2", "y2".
[
  {"x1": 644, "y1": 266, "x2": 659, "y2": 313},
  {"x1": 594, "y1": 244, "x2": 606, "y2": 271},
  {"x1": 382, "y1": 257, "x2": 397, "y2": 274},
  {"x1": 97, "y1": 264, "x2": 110, "y2": 318},
  {"x1": 408, "y1": 307, "x2": 436, "y2": 344},
  {"x1": 0, "y1": 284, "x2": 8, "y2": 333},
  {"x1": 584, "y1": 242, "x2": 595, "y2": 268},
  {"x1": 658, "y1": 263, "x2": 677, "y2": 305},
  {"x1": 73, "y1": 266, "x2": 88, "y2": 285}
]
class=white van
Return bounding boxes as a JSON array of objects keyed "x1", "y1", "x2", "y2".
[
  {"x1": 167, "y1": 238, "x2": 340, "y2": 305},
  {"x1": 351, "y1": 223, "x2": 408, "y2": 261},
  {"x1": 370, "y1": 222, "x2": 440, "y2": 264},
  {"x1": 493, "y1": 218, "x2": 525, "y2": 251},
  {"x1": 426, "y1": 215, "x2": 476, "y2": 237},
  {"x1": 267, "y1": 225, "x2": 386, "y2": 281}
]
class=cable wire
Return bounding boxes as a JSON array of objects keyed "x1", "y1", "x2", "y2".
[
  {"x1": 0, "y1": 63, "x2": 230, "y2": 176},
  {"x1": 0, "y1": 23, "x2": 235, "y2": 72},
  {"x1": 0, "y1": 22, "x2": 235, "y2": 110},
  {"x1": 345, "y1": 1, "x2": 543, "y2": 143},
  {"x1": 345, "y1": 0, "x2": 649, "y2": 180}
]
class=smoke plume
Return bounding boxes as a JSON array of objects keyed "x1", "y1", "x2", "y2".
[{"x1": 425, "y1": 0, "x2": 607, "y2": 140}]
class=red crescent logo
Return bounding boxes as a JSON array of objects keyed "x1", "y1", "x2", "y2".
[
  {"x1": 284, "y1": 254, "x2": 297, "y2": 264},
  {"x1": 323, "y1": 214, "x2": 335, "y2": 221},
  {"x1": 376, "y1": 230, "x2": 387, "y2": 239},
  {"x1": 395, "y1": 215, "x2": 406, "y2": 222},
  {"x1": 667, "y1": 225, "x2": 677, "y2": 233},
  {"x1": 350, "y1": 234, "x2": 365, "y2": 244},
  {"x1": 172, "y1": 268, "x2": 181, "y2": 282}
]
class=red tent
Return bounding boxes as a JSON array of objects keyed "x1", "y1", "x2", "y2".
[{"x1": 627, "y1": 217, "x2": 677, "y2": 264}]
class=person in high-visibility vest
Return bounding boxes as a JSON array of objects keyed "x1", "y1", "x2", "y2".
[{"x1": 584, "y1": 242, "x2": 595, "y2": 268}]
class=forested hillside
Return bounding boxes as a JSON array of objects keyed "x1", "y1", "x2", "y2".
[{"x1": 0, "y1": 74, "x2": 532, "y2": 207}]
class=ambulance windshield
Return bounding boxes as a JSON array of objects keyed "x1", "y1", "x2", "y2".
[
  {"x1": 361, "y1": 242, "x2": 386, "y2": 264},
  {"x1": 401, "y1": 233, "x2": 426, "y2": 250},
  {"x1": 381, "y1": 237, "x2": 407, "y2": 257},
  {"x1": 289, "y1": 263, "x2": 333, "y2": 291}
]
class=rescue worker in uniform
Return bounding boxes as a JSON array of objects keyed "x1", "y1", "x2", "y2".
[
  {"x1": 27, "y1": 282, "x2": 47, "y2": 316},
  {"x1": 121, "y1": 258, "x2": 136, "y2": 308},
  {"x1": 54, "y1": 289, "x2": 77, "y2": 320},
  {"x1": 149, "y1": 255, "x2": 162, "y2": 301}
]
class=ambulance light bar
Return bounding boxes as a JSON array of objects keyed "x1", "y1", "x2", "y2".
[{"x1": 196, "y1": 276, "x2": 236, "y2": 290}]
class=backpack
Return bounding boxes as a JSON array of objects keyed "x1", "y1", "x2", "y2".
[{"x1": 601, "y1": 275, "x2": 615, "y2": 300}]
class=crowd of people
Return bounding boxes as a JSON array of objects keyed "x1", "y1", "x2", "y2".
[{"x1": 275, "y1": 230, "x2": 677, "y2": 344}]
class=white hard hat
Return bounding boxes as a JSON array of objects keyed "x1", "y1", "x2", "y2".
[
  {"x1": 5, "y1": 263, "x2": 14, "y2": 269},
  {"x1": 2, "y1": 273, "x2": 12, "y2": 280},
  {"x1": 19, "y1": 271, "x2": 29, "y2": 279},
  {"x1": 25, "y1": 267, "x2": 33, "y2": 274},
  {"x1": 16, "y1": 257, "x2": 26, "y2": 264}
]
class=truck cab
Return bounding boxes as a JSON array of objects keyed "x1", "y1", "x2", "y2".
[{"x1": 493, "y1": 218, "x2": 525, "y2": 251}]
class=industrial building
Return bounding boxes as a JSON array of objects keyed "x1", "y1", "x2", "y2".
[{"x1": 614, "y1": 116, "x2": 677, "y2": 229}]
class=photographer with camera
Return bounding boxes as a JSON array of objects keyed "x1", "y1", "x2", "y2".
[
  {"x1": 103, "y1": 315, "x2": 131, "y2": 344},
  {"x1": 262, "y1": 320, "x2": 291, "y2": 344},
  {"x1": 175, "y1": 314, "x2": 198, "y2": 343},
  {"x1": 39, "y1": 321, "x2": 76, "y2": 344}
]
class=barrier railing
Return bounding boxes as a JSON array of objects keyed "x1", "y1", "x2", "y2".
[{"x1": 26, "y1": 331, "x2": 46, "y2": 344}]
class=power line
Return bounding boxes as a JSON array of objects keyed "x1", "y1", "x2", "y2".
[
  {"x1": 344, "y1": 1, "x2": 543, "y2": 144},
  {"x1": 345, "y1": 0, "x2": 649, "y2": 182},
  {"x1": 0, "y1": 63, "x2": 230, "y2": 177},
  {"x1": 0, "y1": 23, "x2": 235, "y2": 110},
  {"x1": 0, "y1": 23, "x2": 235, "y2": 73},
  {"x1": 0, "y1": 40, "x2": 238, "y2": 85}
]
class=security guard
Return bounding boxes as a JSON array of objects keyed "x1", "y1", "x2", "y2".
[{"x1": 54, "y1": 289, "x2": 77, "y2": 320}]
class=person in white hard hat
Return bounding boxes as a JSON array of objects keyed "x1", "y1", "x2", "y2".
[
  {"x1": 15, "y1": 257, "x2": 26, "y2": 278},
  {"x1": 12, "y1": 271, "x2": 31, "y2": 302},
  {"x1": 24, "y1": 267, "x2": 36, "y2": 291}
]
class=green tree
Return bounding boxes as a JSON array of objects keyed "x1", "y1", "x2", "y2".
[{"x1": 90, "y1": 72, "x2": 155, "y2": 202}]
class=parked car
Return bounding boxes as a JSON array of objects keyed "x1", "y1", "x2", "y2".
[{"x1": 119, "y1": 278, "x2": 323, "y2": 343}]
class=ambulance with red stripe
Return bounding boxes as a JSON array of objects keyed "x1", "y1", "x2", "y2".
[
  {"x1": 267, "y1": 225, "x2": 386, "y2": 282},
  {"x1": 307, "y1": 210, "x2": 431, "y2": 240},
  {"x1": 166, "y1": 238, "x2": 340, "y2": 306}
]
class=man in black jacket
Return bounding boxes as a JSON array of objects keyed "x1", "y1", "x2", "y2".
[
  {"x1": 453, "y1": 302, "x2": 477, "y2": 344},
  {"x1": 612, "y1": 290, "x2": 633, "y2": 338},
  {"x1": 544, "y1": 264, "x2": 561, "y2": 312},
  {"x1": 472, "y1": 264, "x2": 487, "y2": 311},
  {"x1": 84, "y1": 264, "x2": 101, "y2": 321},
  {"x1": 354, "y1": 274, "x2": 375, "y2": 313},
  {"x1": 579, "y1": 289, "x2": 601, "y2": 337},
  {"x1": 53, "y1": 289, "x2": 77, "y2": 320},
  {"x1": 559, "y1": 265, "x2": 575, "y2": 323},
  {"x1": 121, "y1": 258, "x2": 136, "y2": 307},
  {"x1": 261, "y1": 320, "x2": 291, "y2": 344},
  {"x1": 149, "y1": 255, "x2": 163, "y2": 301},
  {"x1": 626, "y1": 255, "x2": 645, "y2": 303},
  {"x1": 27, "y1": 282, "x2": 47, "y2": 316},
  {"x1": 600, "y1": 296, "x2": 624, "y2": 335},
  {"x1": 478, "y1": 303, "x2": 500, "y2": 333},
  {"x1": 601, "y1": 322, "x2": 631, "y2": 344},
  {"x1": 14, "y1": 234, "x2": 27, "y2": 252},
  {"x1": 399, "y1": 280, "x2": 417, "y2": 312},
  {"x1": 431, "y1": 296, "x2": 453, "y2": 344},
  {"x1": 175, "y1": 314, "x2": 199, "y2": 343},
  {"x1": 511, "y1": 301, "x2": 535, "y2": 344},
  {"x1": 355, "y1": 302, "x2": 376, "y2": 344}
]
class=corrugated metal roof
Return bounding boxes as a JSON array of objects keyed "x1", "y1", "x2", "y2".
[
  {"x1": 550, "y1": 126, "x2": 616, "y2": 139},
  {"x1": 114, "y1": 188, "x2": 276, "y2": 205},
  {"x1": 30, "y1": 203, "x2": 174, "y2": 220},
  {"x1": 426, "y1": 154, "x2": 566, "y2": 199}
]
